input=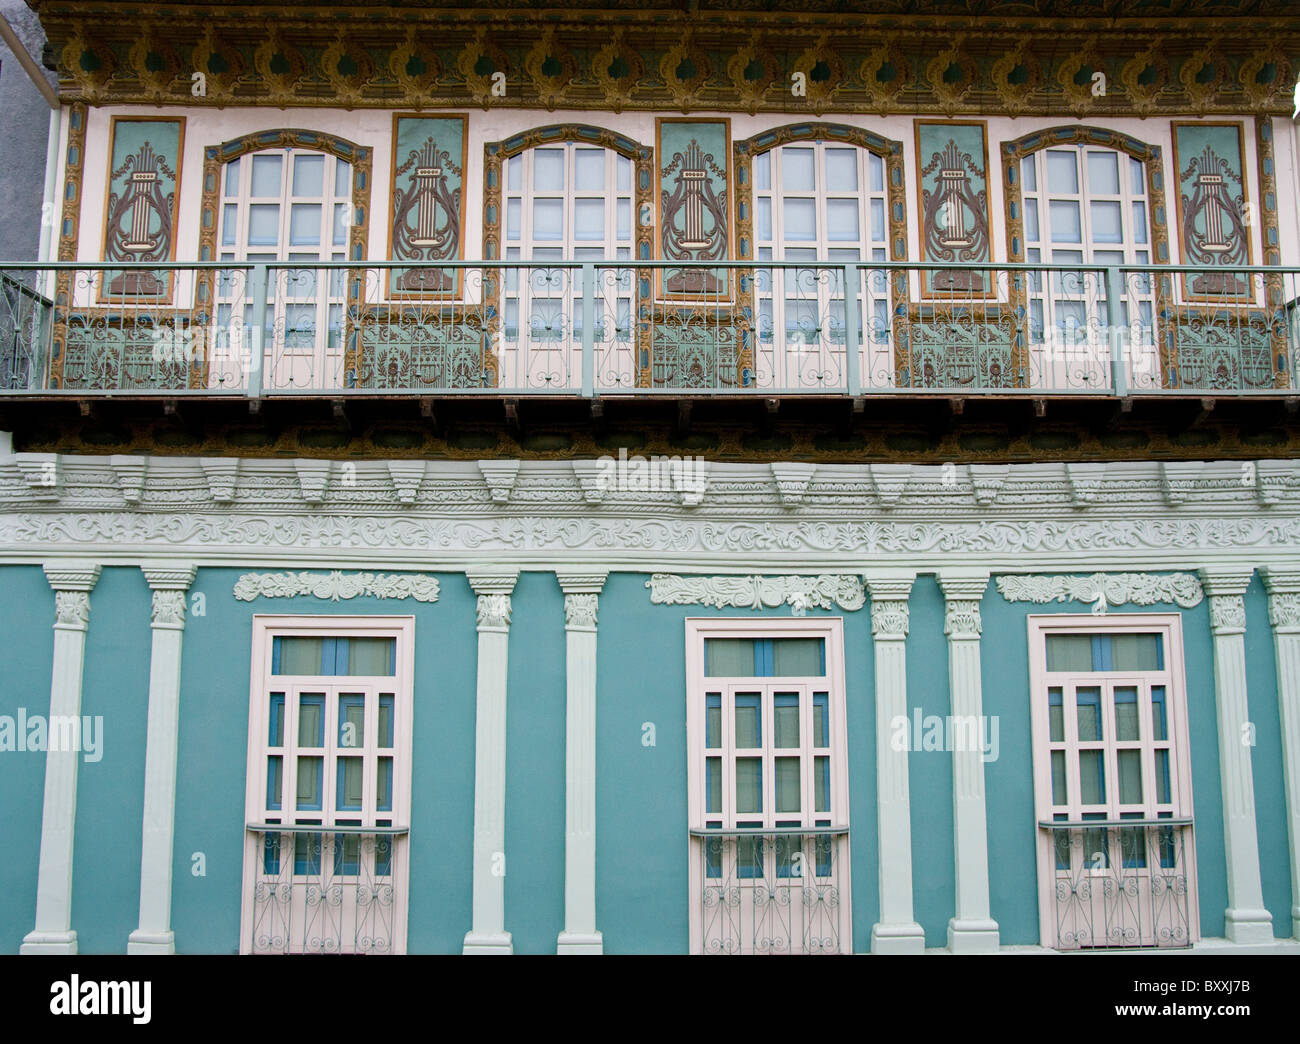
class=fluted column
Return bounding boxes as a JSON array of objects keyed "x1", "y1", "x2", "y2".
[
  {"x1": 555, "y1": 570, "x2": 607, "y2": 955},
  {"x1": 1262, "y1": 568, "x2": 1300, "y2": 936},
  {"x1": 865, "y1": 570, "x2": 925, "y2": 954},
  {"x1": 463, "y1": 569, "x2": 519, "y2": 955},
  {"x1": 21, "y1": 561, "x2": 100, "y2": 955},
  {"x1": 1200, "y1": 568, "x2": 1273, "y2": 944},
  {"x1": 128, "y1": 563, "x2": 196, "y2": 955},
  {"x1": 939, "y1": 570, "x2": 999, "y2": 953}
]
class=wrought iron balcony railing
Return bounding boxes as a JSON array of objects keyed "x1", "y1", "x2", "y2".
[
  {"x1": 246, "y1": 824, "x2": 406, "y2": 955},
  {"x1": 691, "y1": 826, "x2": 850, "y2": 955},
  {"x1": 2, "y1": 261, "x2": 1297, "y2": 396},
  {"x1": 1039, "y1": 818, "x2": 1194, "y2": 950}
]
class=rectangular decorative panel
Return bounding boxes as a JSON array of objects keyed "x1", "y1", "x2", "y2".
[
  {"x1": 656, "y1": 118, "x2": 732, "y2": 299},
  {"x1": 915, "y1": 120, "x2": 990, "y2": 296},
  {"x1": 101, "y1": 117, "x2": 184, "y2": 301},
  {"x1": 388, "y1": 114, "x2": 468, "y2": 296},
  {"x1": 1171, "y1": 122, "x2": 1251, "y2": 298}
]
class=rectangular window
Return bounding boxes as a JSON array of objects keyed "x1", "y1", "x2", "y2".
[
  {"x1": 241, "y1": 616, "x2": 414, "y2": 955},
  {"x1": 1028, "y1": 614, "x2": 1197, "y2": 950},
  {"x1": 687, "y1": 619, "x2": 850, "y2": 954}
]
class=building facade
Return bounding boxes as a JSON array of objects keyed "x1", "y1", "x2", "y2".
[{"x1": 2, "y1": 0, "x2": 1300, "y2": 954}]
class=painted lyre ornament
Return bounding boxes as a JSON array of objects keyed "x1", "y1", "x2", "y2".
[
  {"x1": 662, "y1": 138, "x2": 728, "y2": 294},
  {"x1": 921, "y1": 138, "x2": 988, "y2": 291},
  {"x1": 104, "y1": 141, "x2": 175, "y2": 296},
  {"x1": 392, "y1": 136, "x2": 462, "y2": 291},
  {"x1": 1182, "y1": 144, "x2": 1248, "y2": 294}
]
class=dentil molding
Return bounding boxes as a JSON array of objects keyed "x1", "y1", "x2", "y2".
[
  {"x1": 646, "y1": 573, "x2": 867, "y2": 613},
  {"x1": 233, "y1": 571, "x2": 440, "y2": 603},
  {"x1": 995, "y1": 572, "x2": 1205, "y2": 609}
]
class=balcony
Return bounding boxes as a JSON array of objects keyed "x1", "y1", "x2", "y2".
[
  {"x1": 1, "y1": 262, "x2": 1297, "y2": 400},
  {"x1": 1039, "y1": 818, "x2": 1194, "y2": 950}
]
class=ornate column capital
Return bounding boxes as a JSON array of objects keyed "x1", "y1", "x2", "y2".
[
  {"x1": 1200, "y1": 568, "x2": 1252, "y2": 636},
  {"x1": 939, "y1": 571, "x2": 988, "y2": 638},
  {"x1": 43, "y1": 561, "x2": 101, "y2": 593},
  {"x1": 1198, "y1": 568, "x2": 1253, "y2": 599},
  {"x1": 140, "y1": 562, "x2": 197, "y2": 591},
  {"x1": 866, "y1": 571, "x2": 915, "y2": 639},
  {"x1": 564, "y1": 593, "x2": 599, "y2": 631},
  {"x1": 555, "y1": 570, "x2": 608, "y2": 596},
  {"x1": 466, "y1": 569, "x2": 520, "y2": 596},
  {"x1": 1261, "y1": 569, "x2": 1300, "y2": 633}
]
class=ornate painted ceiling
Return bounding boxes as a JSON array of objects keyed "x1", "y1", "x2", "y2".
[{"x1": 25, "y1": 1, "x2": 1300, "y2": 114}]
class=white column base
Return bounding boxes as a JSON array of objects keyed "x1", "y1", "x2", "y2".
[
  {"x1": 870, "y1": 922, "x2": 926, "y2": 954},
  {"x1": 556, "y1": 931, "x2": 604, "y2": 955},
  {"x1": 20, "y1": 929, "x2": 78, "y2": 955},
  {"x1": 463, "y1": 931, "x2": 514, "y2": 955},
  {"x1": 1224, "y1": 908, "x2": 1274, "y2": 945},
  {"x1": 127, "y1": 930, "x2": 175, "y2": 955},
  {"x1": 947, "y1": 918, "x2": 1000, "y2": 954}
]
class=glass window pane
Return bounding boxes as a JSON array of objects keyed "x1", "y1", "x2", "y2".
[
  {"x1": 574, "y1": 148, "x2": 604, "y2": 192},
  {"x1": 337, "y1": 757, "x2": 363, "y2": 810},
  {"x1": 734, "y1": 693, "x2": 761, "y2": 748},
  {"x1": 533, "y1": 148, "x2": 564, "y2": 191},
  {"x1": 506, "y1": 198, "x2": 521, "y2": 241},
  {"x1": 1132, "y1": 201, "x2": 1149, "y2": 244},
  {"x1": 1155, "y1": 749, "x2": 1171, "y2": 803},
  {"x1": 289, "y1": 203, "x2": 321, "y2": 246},
  {"x1": 705, "y1": 638, "x2": 754, "y2": 677},
  {"x1": 1051, "y1": 750, "x2": 1067, "y2": 804},
  {"x1": 1046, "y1": 634, "x2": 1092, "y2": 672},
  {"x1": 333, "y1": 203, "x2": 349, "y2": 246},
  {"x1": 1048, "y1": 687, "x2": 1064, "y2": 742},
  {"x1": 1021, "y1": 155, "x2": 1037, "y2": 192},
  {"x1": 813, "y1": 692, "x2": 828, "y2": 747},
  {"x1": 221, "y1": 204, "x2": 238, "y2": 246},
  {"x1": 1079, "y1": 750, "x2": 1105, "y2": 803},
  {"x1": 1114, "y1": 687, "x2": 1140, "y2": 741},
  {"x1": 1049, "y1": 200, "x2": 1082, "y2": 242},
  {"x1": 346, "y1": 637, "x2": 395, "y2": 676},
  {"x1": 616, "y1": 155, "x2": 631, "y2": 193},
  {"x1": 869, "y1": 151, "x2": 884, "y2": 193},
  {"x1": 266, "y1": 756, "x2": 282, "y2": 810},
  {"x1": 269, "y1": 692, "x2": 285, "y2": 746},
  {"x1": 292, "y1": 154, "x2": 325, "y2": 198},
  {"x1": 507, "y1": 155, "x2": 522, "y2": 192},
  {"x1": 1118, "y1": 749, "x2": 1143, "y2": 803},
  {"x1": 335, "y1": 158, "x2": 350, "y2": 195},
  {"x1": 1045, "y1": 150, "x2": 1078, "y2": 193},
  {"x1": 378, "y1": 693, "x2": 394, "y2": 748},
  {"x1": 772, "y1": 637, "x2": 823, "y2": 676},
  {"x1": 251, "y1": 154, "x2": 283, "y2": 197},
  {"x1": 783, "y1": 198, "x2": 816, "y2": 241},
  {"x1": 1086, "y1": 151, "x2": 1120, "y2": 195},
  {"x1": 1024, "y1": 200, "x2": 1040, "y2": 243},
  {"x1": 706, "y1": 693, "x2": 722, "y2": 748},
  {"x1": 815, "y1": 755, "x2": 829, "y2": 812},
  {"x1": 825, "y1": 148, "x2": 858, "y2": 192},
  {"x1": 1111, "y1": 633, "x2": 1162, "y2": 671},
  {"x1": 1151, "y1": 686, "x2": 1167, "y2": 741},
  {"x1": 224, "y1": 158, "x2": 240, "y2": 197},
  {"x1": 574, "y1": 198, "x2": 604, "y2": 240},
  {"x1": 298, "y1": 694, "x2": 324, "y2": 746},
  {"x1": 296, "y1": 755, "x2": 322, "y2": 808},
  {"x1": 617, "y1": 199, "x2": 631, "y2": 240},
  {"x1": 1090, "y1": 200, "x2": 1123, "y2": 243},
  {"x1": 774, "y1": 692, "x2": 799, "y2": 747},
  {"x1": 782, "y1": 147, "x2": 815, "y2": 192},
  {"x1": 248, "y1": 204, "x2": 280, "y2": 246},
  {"x1": 338, "y1": 694, "x2": 365, "y2": 747},
  {"x1": 706, "y1": 757, "x2": 721, "y2": 813},
  {"x1": 776, "y1": 757, "x2": 801, "y2": 813},
  {"x1": 377, "y1": 757, "x2": 393, "y2": 812},
  {"x1": 736, "y1": 759, "x2": 762, "y2": 813},
  {"x1": 870, "y1": 197, "x2": 884, "y2": 242},
  {"x1": 755, "y1": 151, "x2": 771, "y2": 191},
  {"x1": 1130, "y1": 157, "x2": 1145, "y2": 195},
  {"x1": 1076, "y1": 687, "x2": 1102, "y2": 741},
  {"x1": 756, "y1": 197, "x2": 772, "y2": 241},
  {"x1": 533, "y1": 198, "x2": 563, "y2": 240}
]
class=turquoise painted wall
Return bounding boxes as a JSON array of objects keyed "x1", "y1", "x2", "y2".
[
  {"x1": 70, "y1": 566, "x2": 152, "y2": 953},
  {"x1": 594, "y1": 573, "x2": 877, "y2": 954},
  {"x1": 0, "y1": 567, "x2": 53, "y2": 953}
]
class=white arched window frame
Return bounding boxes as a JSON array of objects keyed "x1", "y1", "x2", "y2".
[
  {"x1": 751, "y1": 143, "x2": 891, "y2": 390},
  {"x1": 501, "y1": 144, "x2": 636, "y2": 388},
  {"x1": 213, "y1": 149, "x2": 353, "y2": 390}
]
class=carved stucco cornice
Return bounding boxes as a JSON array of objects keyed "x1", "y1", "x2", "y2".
[
  {"x1": 29, "y1": 8, "x2": 1300, "y2": 115},
  {"x1": 232, "y1": 570, "x2": 440, "y2": 602},
  {"x1": 646, "y1": 573, "x2": 866, "y2": 613},
  {"x1": 1, "y1": 455, "x2": 1299, "y2": 573},
  {"x1": 995, "y1": 571, "x2": 1205, "y2": 609}
]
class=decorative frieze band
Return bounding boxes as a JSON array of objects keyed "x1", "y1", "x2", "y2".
[
  {"x1": 995, "y1": 572, "x2": 1204, "y2": 609},
  {"x1": 646, "y1": 573, "x2": 866, "y2": 614},
  {"x1": 233, "y1": 571, "x2": 440, "y2": 603}
]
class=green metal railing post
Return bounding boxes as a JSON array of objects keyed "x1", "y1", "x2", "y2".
[
  {"x1": 248, "y1": 263, "x2": 267, "y2": 398},
  {"x1": 581, "y1": 262, "x2": 595, "y2": 397},
  {"x1": 843, "y1": 264, "x2": 862, "y2": 396},
  {"x1": 1104, "y1": 266, "x2": 1127, "y2": 397}
]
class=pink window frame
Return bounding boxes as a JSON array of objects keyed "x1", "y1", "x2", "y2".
[{"x1": 1025, "y1": 612, "x2": 1199, "y2": 947}]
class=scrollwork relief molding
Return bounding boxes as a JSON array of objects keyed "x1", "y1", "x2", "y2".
[
  {"x1": 995, "y1": 572, "x2": 1205, "y2": 609},
  {"x1": 233, "y1": 571, "x2": 440, "y2": 603},
  {"x1": 646, "y1": 573, "x2": 866, "y2": 614}
]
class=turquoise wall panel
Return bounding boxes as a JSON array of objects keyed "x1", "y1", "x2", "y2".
[
  {"x1": 594, "y1": 573, "x2": 876, "y2": 953},
  {"x1": 503, "y1": 571, "x2": 566, "y2": 953},
  {"x1": 71, "y1": 566, "x2": 152, "y2": 953},
  {"x1": 907, "y1": 576, "x2": 956, "y2": 945},
  {"x1": 0, "y1": 567, "x2": 54, "y2": 952}
]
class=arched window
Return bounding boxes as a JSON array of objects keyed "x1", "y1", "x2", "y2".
[
  {"x1": 215, "y1": 148, "x2": 353, "y2": 388},
  {"x1": 1020, "y1": 145, "x2": 1156, "y2": 383},
  {"x1": 500, "y1": 143, "x2": 635, "y2": 387},
  {"x1": 751, "y1": 143, "x2": 891, "y2": 387}
]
